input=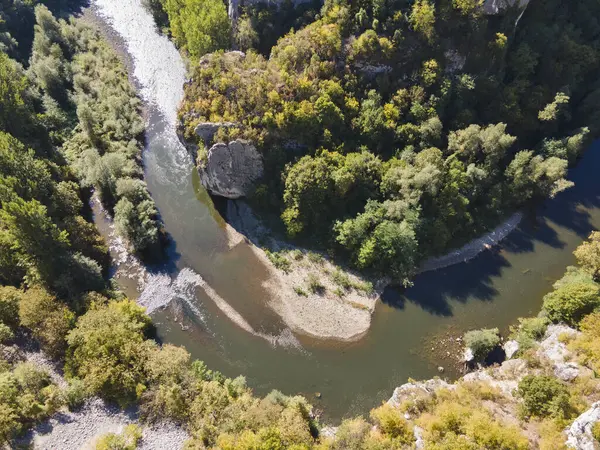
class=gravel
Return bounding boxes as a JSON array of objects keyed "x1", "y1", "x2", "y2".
[{"x1": 18, "y1": 398, "x2": 189, "y2": 450}]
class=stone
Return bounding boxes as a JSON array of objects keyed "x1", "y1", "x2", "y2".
[
  {"x1": 566, "y1": 401, "x2": 600, "y2": 450},
  {"x1": 413, "y1": 425, "x2": 425, "y2": 449},
  {"x1": 194, "y1": 122, "x2": 238, "y2": 146},
  {"x1": 199, "y1": 140, "x2": 264, "y2": 199},
  {"x1": 437, "y1": 366, "x2": 444, "y2": 373},
  {"x1": 503, "y1": 339, "x2": 519, "y2": 359},
  {"x1": 387, "y1": 378, "x2": 454, "y2": 408},
  {"x1": 462, "y1": 347, "x2": 475, "y2": 363},
  {"x1": 537, "y1": 324, "x2": 580, "y2": 365},
  {"x1": 554, "y1": 362, "x2": 580, "y2": 382}
]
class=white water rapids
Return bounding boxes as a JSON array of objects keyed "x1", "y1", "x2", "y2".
[{"x1": 91, "y1": 0, "x2": 301, "y2": 349}]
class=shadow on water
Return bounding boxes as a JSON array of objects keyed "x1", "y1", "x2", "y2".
[
  {"x1": 382, "y1": 142, "x2": 600, "y2": 317},
  {"x1": 382, "y1": 247, "x2": 508, "y2": 316}
]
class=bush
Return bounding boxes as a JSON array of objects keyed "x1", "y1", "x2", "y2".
[
  {"x1": 570, "y1": 312, "x2": 600, "y2": 373},
  {"x1": 19, "y1": 287, "x2": 75, "y2": 357},
  {"x1": 370, "y1": 403, "x2": 414, "y2": 444},
  {"x1": 542, "y1": 282, "x2": 600, "y2": 326},
  {"x1": 517, "y1": 375, "x2": 571, "y2": 419},
  {"x1": 510, "y1": 316, "x2": 549, "y2": 352},
  {"x1": 0, "y1": 286, "x2": 20, "y2": 328},
  {"x1": 65, "y1": 300, "x2": 154, "y2": 404},
  {"x1": 574, "y1": 231, "x2": 600, "y2": 280},
  {"x1": 266, "y1": 250, "x2": 291, "y2": 273},
  {"x1": 61, "y1": 378, "x2": 89, "y2": 410},
  {"x1": 96, "y1": 424, "x2": 142, "y2": 450},
  {"x1": 306, "y1": 273, "x2": 325, "y2": 294},
  {"x1": 463, "y1": 328, "x2": 500, "y2": 361},
  {"x1": 592, "y1": 421, "x2": 600, "y2": 443},
  {"x1": 0, "y1": 324, "x2": 14, "y2": 344}
]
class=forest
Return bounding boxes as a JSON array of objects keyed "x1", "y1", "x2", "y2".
[
  {"x1": 1, "y1": 0, "x2": 600, "y2": 448},
  {"x1": 171, "y1": 0, "x2": 600, "y2": 284}
]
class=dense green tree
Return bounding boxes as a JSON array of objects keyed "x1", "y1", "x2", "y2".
[
  {"x1": 574, "y1": 232, "x2": 600, "y2": 280},
  {"x1": 163, "y1": 0, "x2": 231, "y2": 57},
  {"x1": 19, "y1": 287, "x2": 74, "y2": 357},
  {"x1": 542, "y1": 282, "x2": 600, "y2": 326},
  {"x1": 517, "y1": 375, "x2": 571, "y2": 419},
  {"x1": 65, "y1": 300, "x2": 154, "y2": 403}
]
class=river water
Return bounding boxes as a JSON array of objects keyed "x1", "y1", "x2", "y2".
[{"x1": 90, "y1": 0, "x2": 600, "y2": 421}]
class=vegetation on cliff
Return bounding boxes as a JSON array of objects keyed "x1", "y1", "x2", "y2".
[
  {"x1": 176, "y1": 0, "x2": 598, "y2": 284},
  {"x1": 1, "y1": 1, "x2": 600, "y2": 449}
]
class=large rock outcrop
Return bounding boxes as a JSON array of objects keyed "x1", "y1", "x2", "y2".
[
  {"x1": 566, "y1": 402, "x2": 600, "y2": 450},
  {"x1": 199, "y1": 140, "x2": 264, "y2": 199}
]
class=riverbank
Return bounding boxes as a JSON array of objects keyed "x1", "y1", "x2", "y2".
[{"x1": 224, "y1": 199, "x2": 524, "y2": 341}]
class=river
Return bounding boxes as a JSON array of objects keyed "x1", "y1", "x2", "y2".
[{"x1": 89, "y1": 0, "x2": 600, "y2": 421}]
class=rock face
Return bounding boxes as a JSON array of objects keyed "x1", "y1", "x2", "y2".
[
  {"x1": 194, "y1": 122, "x2": 238, "y2": 146},
  {"x1": 566, "y1": 402, "x2": 600, "y2": 450},
  {"x1": 483, "y1": 0, "x2": 530, "y2": 15},
  {"x1": 199, "y1": 140, "x2": 264, "y2": 199},
  {"x1": 503, "y1": 339, "x2": 520, "y2": 359}
]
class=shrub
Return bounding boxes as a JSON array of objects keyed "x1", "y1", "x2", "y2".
[
  {"x1": 293, "y1": 286, "x2": 308, "y2": 296},
  {"x1": 370, "y1": 403, "x2": 414, "y2": 444},
  {"x1": 463, "y1": 328, "x2": 500, "y2": 361},
  {"x1": 96, "y1": 424, "x2": 142, "y2": 450},
  {"x1": 331, "y1": 270, "x2": 352, "y2": 290},
  {"x1": 306, "y1": 273, "x2": 325, "y2": 294},
  {"x1": 542, "y1": 282, "x2": 600, "y2": 326},
  {"x1": 307, "y1": 252, "x2": 324, "y2": 265},
  {"x1": 329, "y1": 418, "x2": 371, "y2": 449},
  {"x1": 19, "y1": 287, "x2": 75, "y2": 357},
  {"x1": 574, "y1": 231, "x2": 600, "y2": 280},
  {"x1": 570, "y1": 311, "x2": 600, "y2": 373},
  {"x1": 592, "y1": 421, "x2": 600, "y2": 443},
  {"x1": 517, "y1": 375, "x2": 571, "y2": 419},
  {"x1": 509, "y1": 316, "x2": 549, "y2": 352},
  {"x1": 0, "y1": 324, "x2": 14, "y2": 344},
  {"x1": 266, "y1": 250, "x2": 291, "y2": 273},
  {"x1": 0, "y1": 286, "x2": 20, "y2": 328},
  {"x1": 66, "y1": 300, "x2": 154, "y2": 403},
  {"x1": 61, "y1": 378, "x2": 89, "y2": 410}
]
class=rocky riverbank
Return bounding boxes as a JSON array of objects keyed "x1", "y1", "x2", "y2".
[{"x1": 378, "y1": 323, "x2": 600, "y2": 449}]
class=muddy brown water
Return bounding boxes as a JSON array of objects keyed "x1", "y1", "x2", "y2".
[{"x1": 89, "y1": 0, "x2": 600, "y2": 422}]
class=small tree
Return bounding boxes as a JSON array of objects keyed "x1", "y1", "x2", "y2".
[
  {"x1": 574, "y1": 232, "x2": 600, "y2": 280},
  {"x1": 517, "y1": 375, "x2": 571, "y2": 419},
  {"x1": 542, "y1": 282, "x2": 600, "y2": 326},
  {"x1": 463, "y1": 328, "x2": 500, "y2": 361}
]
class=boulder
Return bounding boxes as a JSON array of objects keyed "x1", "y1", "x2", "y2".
[
  {"x1": 413, "y1": 425, "x2": 425, "y2": 450},
  {"x1": 462, "y1": 347, "x2": 475, "y2": 363},
  {"x1": 199, "y1": 140, "x2": 264, "y2": 199},
  {"x1": 537, "y1": 324, "x2": 579, "y2": 365},
  {"x1": 566, "y1": 401, "x2": 600, "y2": 450},
  {"x1": 503, "y1": 339, "x2": 520, "y2": 359},
  {"x1": 554, "y1": 362, "x2": 581, "y2": 382},
  {"x1": 387, "y1": 378, "x2": 454, "y2": 409}
]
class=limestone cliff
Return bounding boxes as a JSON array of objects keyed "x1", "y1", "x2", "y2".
[{"x1": 198, "y1": 140, "x2": 264, "y2": 199}]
